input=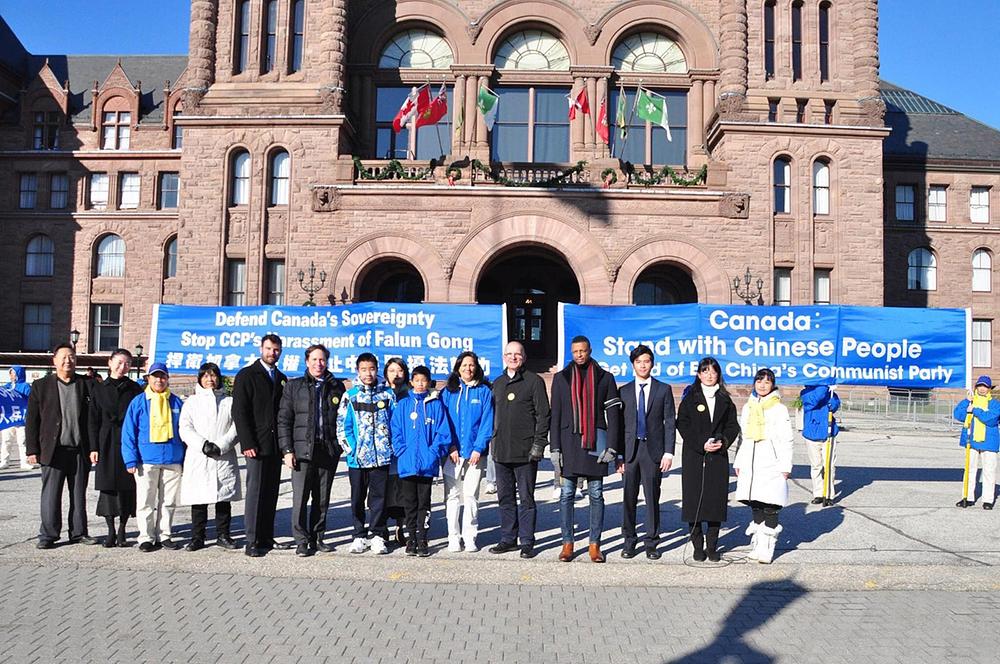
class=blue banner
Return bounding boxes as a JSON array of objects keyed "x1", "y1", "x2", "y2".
[
  {"x1": 0, "y1": 387, "x2": 28, "y2": 432},
  {"x1": 559, "y1": 304, "x2": 970, "y2": 388},
  {"x1": 150, "y1": 303, "x2": 505, "y2": 380}
]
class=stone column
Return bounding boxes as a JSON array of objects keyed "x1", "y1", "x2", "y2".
[
  {"x1": 596, "y1": 75, "x2": 609, "y2": 158},
  {"x1": 852, "y1": 0, "x2": 885, "y2": 125},
  {"x1": 326, "y1": 0, "x2": 349, "y2": 114},
  {"x1": 452, "y1": 73, "x2": 467, "y2": 153},
  {"x1": 718, "y1": 0, "x2": 748, "y2": 119},
  {"x1": 585, "y1": 76, "x2": 598, "y2": 153},
  {"x1": 476, "y1": 75, "x2": 489, "y2": 151},
  {"x1": 703, "y1": 79, "x2": 716, "y2": 125},
  {"x1": 571, "y1": 76, "x2": 585, "y2": 156},
  {"x1": 184, "y1": 0, "x2": 217, "y2": 108},
  {"x1": 465, "y1": 75, "x2": 477, "y2": 147},
  {"x1": 690, "y1": 79, "x2": 704, "y2": 154}
]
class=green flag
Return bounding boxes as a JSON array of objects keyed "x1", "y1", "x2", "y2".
[
  {"x1": 616, "y1": 84, "x2": 628, "y2": 141},
  {"x1": 635, "y1": 88, "x2": 672, "y2": 141},
  {"x1": 477, "y1": 86, "x2": 499, "y2": 131}
]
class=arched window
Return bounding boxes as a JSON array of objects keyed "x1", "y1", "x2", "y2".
[
  {"x1": 632, "y1": 264, "x2": 698, "y2": 305},
  {"x1": 164, "y1": 236, "x2": 178, "y2": 279},
  {"x1": 25, "y1": 234, "x2": 54, "y2": 276},
  {"x1": 973, "y1": 249, "x2": 992, "y2": 292},
  {"x1": 101, "y1": 101, "x2": 131, "y2": 150},
  {"x1": 269, "y1": 150, "x2": 290, "y2": 205},
  {"x1": 791, "y1": 1, "x2": 803, "y2": 81},
  {"x1": 611, "y1": 32, "x2": 687, "y2": 73},
  {"x1": 764, "y1": 1, "x2": 776, "y2": 79},
  {"x1": 907, "y1": 248, "x2": 936, "y2": 291},
  {"x1": 171, "y1": 105, "x2": 183, "y2": 149},
  {"x1": 234, "y1": 0, "x2": 251, "y2": 74},
  {"x1": 773, "y1": 157, "x2": 791, "y2": 213},
  {"x1": 819, "y1": 2, "x2": 832, "y2": 81},
  {"x1": 262, "y1": 0, "x2": 278, "y2": 73},
  {"x1": 379, "y1": 29, "x2": 454, "y2": 69},
  {"x1": 494, "y1": 30, "x2": 570, "y2": 71},
  {"x1": 230, "y1": 150, "x2": 250, "y2": 205},
  {"x1": 289, "y1": 0, "x2": 305, "y2": 73},
  {"x1": 813, "y1": 160, "x2": 830, "y2": 215},
  {"x1": 96, "y1": 234, "x2": 126, "y2": 278},
  {"x1": 357, "y1": 260, "x2": 425, "y2": 303}
]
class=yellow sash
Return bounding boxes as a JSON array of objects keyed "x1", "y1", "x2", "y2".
[
  {"x1": 145, "y1": 386, "x2": 173, "y2": 443},
  {"x1": 746, "y1": 392, "x2": 781, "y2": 441},
  {"x1": 964, "y1": 393, "x2": 991, "y2": 443}
]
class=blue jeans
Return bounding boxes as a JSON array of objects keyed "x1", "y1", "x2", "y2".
[{"x1": 560, "y1": 477, "x2": 604, "y2": 544}]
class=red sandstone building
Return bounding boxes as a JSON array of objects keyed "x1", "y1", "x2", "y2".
[{"x1": 0, "y1": 1, "x2": 997, "y2": 373}]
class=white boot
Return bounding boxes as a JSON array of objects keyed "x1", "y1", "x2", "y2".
[
  {"x1": 757, "y1": 524, "x2": 782, "y2": 564},
  {"x1": 745, "y1": 522, "x2": 760, "y2": 561}
]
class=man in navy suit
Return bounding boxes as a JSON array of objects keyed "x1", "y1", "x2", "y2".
[{"x1": 618, "y1": 344, "x2": 676, "y2": 560}]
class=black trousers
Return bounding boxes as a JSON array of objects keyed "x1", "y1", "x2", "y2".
[
  {"x1": 291, "y1": 447, "x2": 338, "y2": 545},
  {"x1": 191, "y1": 501, "x2": 232, "y2": 540},
  {"x1": 495, "y1": 460, "x2": 538, "y2": 547},
  {"x1": 39, "y1": 447, "x2": 90, "y2": 543},
  {"x1": 244, "y1": 455, "x2": 281, "y2": 548},
  {"x1": 348, "y1": 465, "x2": 389, "y2": 539},
  {"x1": 623, "y1": 445, "x2": 663, "y2": 548},
  {"x1": 399, "y1": 476, "x2": 433, "y2": 543}
]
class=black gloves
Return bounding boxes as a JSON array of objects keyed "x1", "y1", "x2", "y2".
[
  {"x1": 529, "y1": 443, "x2": 546, "y2": 462},
  {"x1": 202, "y1": 441, "x2": 221, "y2": 457}
]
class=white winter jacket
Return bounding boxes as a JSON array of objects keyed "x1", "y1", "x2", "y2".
[
  {"x1": 734, "y1": 393, "x2": 794, "y2": 507},
  {"x1": 179, "y1": 385, "x2": 242, "y2": 505}
]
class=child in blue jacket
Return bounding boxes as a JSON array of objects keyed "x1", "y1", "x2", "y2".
[
  {"x1": 440, "y1": 351, "x2": 493, "y2": 552},
  {"x1": 390, "y1": 366, "x2": 452, "y2": 556},
  {"x1": 800, "y1": 384, "x2": 840, "y2": 506},
  {"x1": 954, "y1": 375, "x2": 1000, "y2": 509}
]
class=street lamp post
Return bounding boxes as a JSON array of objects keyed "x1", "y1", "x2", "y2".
[
  {"x1": 297, "y1": 262, "x2": 327, "y2": 306},
  {"x1": 732, "y1": 267, "x2": 765, "y2": 305},
  {"x1": 69, "y1": 329, "x2": 80, "y2": 350},
  {"x1": 134, "y1": 343, "x2": 144, "y2": 379}
]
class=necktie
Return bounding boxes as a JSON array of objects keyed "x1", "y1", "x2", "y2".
[
  {"x1": 637, "y1": 383, "x2": 647, "y2": 440},
  {"x1": 267, "y1": 367, "x2": 274, "y2": 382}
]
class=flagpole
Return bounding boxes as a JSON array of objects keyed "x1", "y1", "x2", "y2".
[
  {"x1": 618, "y1": 82, "x2": 640, "y2": 161},
  {"x1": 443, "y1": 77, "x2": 451, "y2": 159}
]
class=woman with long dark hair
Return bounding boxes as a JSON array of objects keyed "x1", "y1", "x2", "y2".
[
  {"x1": 383, "y1": 358, "x2": 410, "y2": 546},
  {"x1": 676, "y1": 357, "x2": 740, "y2": 562},
  {"x1": 734, "y1": 367, "x2": 793, "y2": 564},
  {"x1": 440, "y1": 351, "x2": 493, "y2": 552}
]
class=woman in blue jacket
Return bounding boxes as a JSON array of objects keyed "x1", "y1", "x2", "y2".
[
  {"x1": 390, "y1": 366, "x2": 452, "y2": 556},
  {"x1": 954, "y1": 375, "x2": 1000, "y2": 509},
  {"x1": 440, "y1": 352, "x2": 494, "y2": 552}
]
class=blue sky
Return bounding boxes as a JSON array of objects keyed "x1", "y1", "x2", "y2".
[{"x1": 2, "y1": 0, "x2": 998, "y2": 128}]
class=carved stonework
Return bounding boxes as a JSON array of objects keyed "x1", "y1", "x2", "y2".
[
  {"x1": 717, "y1": 92, "x2": 755, "y2": 121},
  {"x1": 313, "y1": 186, "x2": 341, "y2": 212},
  {"x1": 319, "y1": 85, "x2": 345, "y2": 114},
  {"x1": 584, "y1": 24, "x2": 602, "y2": 46},
  {"x1": 442, "y1": 263, "x2": 454, "y2": 282},
  {"x1": 182, "y1": 86, "x2": 207, "y2": 114},
  {"x1": 466, "y1": 22, "x2": 483, "y2": 44},
  {"x1": 853, "y1": 96, "x2": 887, "y2": 127},
  {"x1": 227, "y1": 212, "x2": 247, "y2": 242},
  {"x1": 719, "y1": 193, "x2": 750, "y2": 219},
  {"x1": 605, "y1": 262, "x2": 620, "y2": 285}
]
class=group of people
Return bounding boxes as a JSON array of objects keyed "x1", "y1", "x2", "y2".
[{"x1": 14, "y1": 332, "x2": 859, "y2": 565}]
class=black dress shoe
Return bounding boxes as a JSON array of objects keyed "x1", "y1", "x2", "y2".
[
  {"x1": 216, "y1": 536, "x2": 239, "y2": 550},
  {"x1": 185, "y1": 539, "x2": 204, "y2": 552},
  {"x1": 316, "y1": 541, "x2": 335, "y2": 553},
  {"x1": 811, "y1": 497, "x2": 824, "y2": 505},
  {"x1": 160, "y1": 539, "x2": 181, "y2": 550},
  {"x1": 245, "y1": 546, "x2": 264, "y2": 558},
  {"x1": 71, "y1": 535, "x2": 98, "y2": 545},
  {"x1": 295, "y1": 543, "x2": 314, "y2": 557},
  {"x1": 519, "y1": 546, "x2": 535, "y2": 559},
  {"x1": 956, "y1": 498, "x2": 970, "y2": 508},
  {"x1": 646, "y1": 549, "x2": 662, "y2": 560},
  {"x1": 405, "y1": 540, "x2": 418, "y2": 556},
  {"x1": 116, "y1": 533, "x2": 129, "y2": 548},
  {"x1": 985, "y1": 503, "x2": 994, "y2": 511},
  {"x1": 621, "y1": 543, "x2": 638, "y2": 559},
  {"x1": 36, "y1": 540, "x2": 54, "y2": 550},
  {"x1": 822, "y1": 498, "x2": 834, "y2": 507},
  {"x1": 272, "y1": 540, "x2": 294, "y2": 550},
  {"x1": 489, "y1": 542, "x2": 519, "y2": 554},
  {"x1": 102, "y1": 536, "x2": 117, "y2": 549},
  {"x1": 416, "y1": 541, "x2": 430, "y2": 557},
  {"x1": 138, "y1": 542, "x2": 156, "y2": 553}
]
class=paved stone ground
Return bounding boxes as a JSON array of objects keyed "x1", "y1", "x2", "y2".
[{"x1": 1, "y1": 416, "x2": 999, "y2": 662}]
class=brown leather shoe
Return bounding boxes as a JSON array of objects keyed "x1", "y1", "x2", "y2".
[
  {"x1": 558, "y1": 543, "x2": 574, "y2": 562},
  {"x1": 589, "y1": 543, "x2": 605, "y2": 563}
]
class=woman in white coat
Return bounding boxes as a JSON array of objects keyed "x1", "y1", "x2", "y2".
[
  {"x1": 734, "y1": 368, "x2": 793, "y2": 564},
  {"x1": 179, "y1": 363, "x2": 241, "y2": 551}
]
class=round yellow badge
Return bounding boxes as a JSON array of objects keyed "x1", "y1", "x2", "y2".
[
  {"x1": 697, "y1": 404, "x2": 706, "y2": 412},
  {"x1": 410, "y1": 411, "x2": 418, "y2": 420},
  {"x1": 331, "y1": 396, "x2": 340, "y2": 405},
  {"x1": 377, "y1": 400, "x2": 385, "y2": 409},
  {"x1": 507, "y1": 393, "x2": 515, "y2": 401}
]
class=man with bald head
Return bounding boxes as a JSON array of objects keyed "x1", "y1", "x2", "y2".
[{"x1": 488, "y1": 341, "x2": 550, "y2": 558}]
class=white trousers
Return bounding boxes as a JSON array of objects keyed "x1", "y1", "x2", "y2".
[
  {"x1": 805, "y1": 438, "x2": 836, "y2": 499},
  {"x1": 443, "y1": 457, "x2": 484, "y2": 545},
  {"x1": 134, "y1": 463, "x2": 182, "y2": 544},
  {"x1": 0, "y1": 426, "x2": 28, "y2": 467},
  {"x1": 964, "y1": 449, "x2": 998, "y2": 503}
]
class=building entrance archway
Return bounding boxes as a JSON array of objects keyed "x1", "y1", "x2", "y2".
[
  {"x1": 476, "y1": 246, "x2": 580, "y2": 364},
  {"x1": 632, "y1": 262, "x2": 698, "y2": 304},
  {"x1": 356, "y1": 259, "x2": 425, "y2": 302}
]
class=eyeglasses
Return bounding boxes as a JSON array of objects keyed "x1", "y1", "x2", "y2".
[{"x1": 503, "y1": 353, "x2": 524, "y2": 358}]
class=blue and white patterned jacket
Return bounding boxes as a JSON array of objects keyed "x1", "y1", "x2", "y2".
[{"x1": 337, "y1": 380, "x2": 396, "y2": 469}]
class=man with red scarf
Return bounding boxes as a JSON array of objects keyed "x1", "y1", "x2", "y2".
[{"x1": 550, "y1": 336, "x2": 622, "y2": 562}]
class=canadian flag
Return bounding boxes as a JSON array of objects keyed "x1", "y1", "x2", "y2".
[
  {"x1": 567, "y1": 87, "x2": 590, "y2": 121},
  {"x1": 392, "y1": 85, "x2": 430, "y2": 133}
]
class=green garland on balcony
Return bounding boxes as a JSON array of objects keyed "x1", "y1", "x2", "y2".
[
  {"x1": 470, "y1": 160, "x2": 588, "y2": 188},
  {"x1": 629, "y1": 163, "x2": 708, "y2": 187},
  {"x1": 352, "y1": 156, "x2": 437, "y2": 181}
]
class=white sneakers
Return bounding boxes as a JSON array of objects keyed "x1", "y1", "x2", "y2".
[
  {"x1": 447, "y1": 538, "x2": 462, "y2": 553},
  {"x1": 370, "y1": 536, "x2": 388, "y2": 555},
  {"x1": 485, "y1": 481, "x2": 497, "y2": 494},
  {"x1": 463, "y1": 539, "x2": 478, "y2": 553},
  {"x1": 348, "y1": 537, "x2": 370, "y2": 554}
]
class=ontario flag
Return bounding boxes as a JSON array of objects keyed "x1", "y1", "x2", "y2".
[
  {"x1": 596, "y1": 95, "x2": 609, "y2": 144},
  {"x1": 392, "y1": 85, "x2": 430, "y2": 133},
  {"x1": 567, "y1": 86, "x2": 590, "y2": 121},
  {"x1": 416, "y1": 84, "x2": 448, "y2": 128}
]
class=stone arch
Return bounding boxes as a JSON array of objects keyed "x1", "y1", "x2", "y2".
[
  {"x1": 348, "y1": 0, "x2": 469, "y2": 64},
  {"x1": 613, "y1": 237, "x2": 731, "y2": 304},
  {"x1": 596, "y1": 0, "x2": 719, "y2": 70},
  {"x1": 333, "y1": 233, "x2": 447, "y2": 302},
  {"x1": 449, "y1": 213, "x2": 609, "y2": 303},
  {"x1": 478, "y1": 1, "x2": 586, "y2": 64}
]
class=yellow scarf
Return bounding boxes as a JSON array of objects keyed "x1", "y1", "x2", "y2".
[
  {"x1": 964, "y1": 393, "x2": 992, "y2": 443},
  {"x1": 746, "y1": 392, "x2": 781, "y2": 441},
  {"x1": 145, "y1": 385, "x2": 173, "y2": 443}
]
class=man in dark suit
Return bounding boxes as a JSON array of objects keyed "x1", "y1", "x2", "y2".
[
  {"x1": 232, "y1": 334, "x2": 289, "y2": 557},
  {"x1": 618, "y1": 344, "x2": 676, "y2": 560},
  {"x1": 25, "y1": 342, "x2": 98, "y2": 548}
]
